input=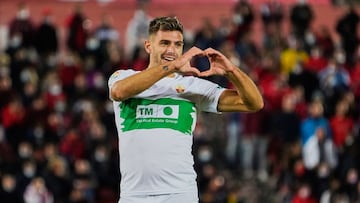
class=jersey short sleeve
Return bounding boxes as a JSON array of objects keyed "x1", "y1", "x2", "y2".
[
  {"x1": 108, "y1": 69, "x2": 138, "y2": 101},
  {"x1": 189, "y1": 77, "x2": 225, "y2": 113}
]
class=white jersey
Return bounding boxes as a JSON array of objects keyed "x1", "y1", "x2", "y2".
[{"x1": 108, "y1": 69, "x2": 225, "y2": 197}]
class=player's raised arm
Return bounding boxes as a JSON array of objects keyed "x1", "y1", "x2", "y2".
[
  {"x1": 200, "y1": 48, "x2": 264, "y2": 112},
  {"x1": 110, "y1": 47, "x2": 204, "y2": 101}
]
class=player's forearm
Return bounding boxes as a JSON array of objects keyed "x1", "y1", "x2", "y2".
[
  {"x1": 226, "y1": 67, "x2": 264, "y2": 111},
  {"x1": 111, "y1": 64, "x2": 176, "y2": 101}
]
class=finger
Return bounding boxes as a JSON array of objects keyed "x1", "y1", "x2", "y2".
[
  {"x1": 187, "y1": 47, "x2": 206, "y2": 57},
  {"x1": 198, "y1": 69, "x2": 214, "y2": 77},
  {"x1": 181, "y1": 67, "x2": 201, "y2": 76},
  {"x1": 204, "y1": 48, "x2": 226, "y2": 61},
  {"x1": 188, "y1": 67, "x2": 201, "y2": 76},
  {"x1": 189, "y1": 46, "x2": 203, "y2": 52},
  {"x1": 204, "y1": 47, "x2": 219, "y2": 55}
]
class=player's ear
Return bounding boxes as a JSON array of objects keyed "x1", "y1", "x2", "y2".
[{"x1": 144, "y1": 40, "x2": 151, "y2": 54}]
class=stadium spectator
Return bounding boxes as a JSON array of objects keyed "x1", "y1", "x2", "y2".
[
  {"x1": 289, "y1": 0, "x2": 314, "y2": 42},
  {"x1": 8, "y1": 2, "x2": 36, "y2": 49},
  {"x1": 304, "y1": 46, "x2": 328, "y2": 74},
  {"x1": 301, "y1": 100, "x2": 337, "y2": 171},
  {"x1": 65, "y1": 3, "x2": 89, "y2": 57},
  {"x1": 313, "y1": 25, "x2": 335, "y2": 59},
  {"x1": 350, "y1": 45, "x2": 360, "y2": 100},
  {"x1": 0, "y1": 173, "x2": 24, "y2": 203},
  {"x1": 260, "y1": 0, "x2": 284, "y2": 32},
  {"x1": 35, "y1": 8, "x2": 58, "y2": 73},
  {"x1": 124, "y1": 0, "x2": 152, "y2": 62},
  {"x1": 336, "y1": 4, "x2": 360, "y2": 66},
  {"x1": 318, "y1": 49, "x2": 351, "y2": 114},
  {"x1": 329, "y1": 99, "x2": 355, "y2": 149},
  {"x1": 280, "y1": 35, "x2": 309, "y2": 76},
  {"x1": 229, "y1": 0, "x2": 254, "y2": 43},
  {"x1": 23, "y1": 177, "x2": 53, "y2": 203}
]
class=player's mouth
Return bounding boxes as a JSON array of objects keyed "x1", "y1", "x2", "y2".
[{"x1": 161, "y1": 55, "x2": 176, "y2": 63}]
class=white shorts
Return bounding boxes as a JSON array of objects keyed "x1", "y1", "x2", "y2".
[{"x1": 119, "y1": 192, "x2": 199, "y2": 203}]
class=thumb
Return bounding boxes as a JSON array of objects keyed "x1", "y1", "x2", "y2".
[
  {"x1": 185, "y1": 67, "x2": 201, "y2": 76},
  {"x1": 198, "y1": 69, "x2": 214, "y2": 77}
]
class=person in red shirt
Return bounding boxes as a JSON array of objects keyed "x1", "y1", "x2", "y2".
[
  {"x1": 1, "y1": 97, "x2": 26, "y2": 149},
  {"x1": 304, "y1": 46, "x2": 328, "y2": 73},
  {"x1": 350, "y1": 48, "x2": 360, "y2": 99},
  {"x1": 292, "y1": 182, "x2": 317, "y2": 203},
  {"x1": 329, "y1": 99, "x2": 355, "y2": 149}
]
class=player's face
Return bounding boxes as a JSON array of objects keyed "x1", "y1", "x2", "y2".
[{"x1": 145, "y1": 30, "x2": 184, "y2": 67}]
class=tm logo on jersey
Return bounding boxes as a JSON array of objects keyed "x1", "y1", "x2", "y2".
[{"x1": 136, "y1": 105, "x2": 179, "y2": 120}]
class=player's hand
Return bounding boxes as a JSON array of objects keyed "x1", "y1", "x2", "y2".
[
  {"x1": 199, "y1": 48, "x2": 236, "y2": 77},
  {"x1": 173, "y1": 46, "x2": 204, "y2": 76}
]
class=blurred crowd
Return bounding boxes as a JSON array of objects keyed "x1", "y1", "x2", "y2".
[{"x1": 0, "y1": 0, "x2": 360, "y2": 203}]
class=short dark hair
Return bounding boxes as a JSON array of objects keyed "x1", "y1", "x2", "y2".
[{"x1": 148, "y1": 16, "x2": 183, "y2": 35}]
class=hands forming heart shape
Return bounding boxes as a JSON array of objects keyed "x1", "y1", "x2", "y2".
[{"x1": 175, "y1": 46, "x2": 235, "y2": 77}]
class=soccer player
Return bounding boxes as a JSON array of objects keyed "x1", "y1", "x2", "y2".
[{"x1": 108, "y1": 16, "x2": 263, "y2": 203}]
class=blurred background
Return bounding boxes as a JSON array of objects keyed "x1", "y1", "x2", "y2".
[{"x1": 0, "y1": 0, "x2": 360, "y2": 203}]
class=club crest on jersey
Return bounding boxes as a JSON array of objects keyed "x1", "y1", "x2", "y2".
[
  {"x1": 175, "y1": 84, "x2": 185, "y2": 93},
  {"x1": 110, "y1": 70, "x2": 120, "y2": 78}
]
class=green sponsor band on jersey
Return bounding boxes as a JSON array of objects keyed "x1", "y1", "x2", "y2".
[{"x1": 120, "y1": 98, "x2": 196, "y2": 135}]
